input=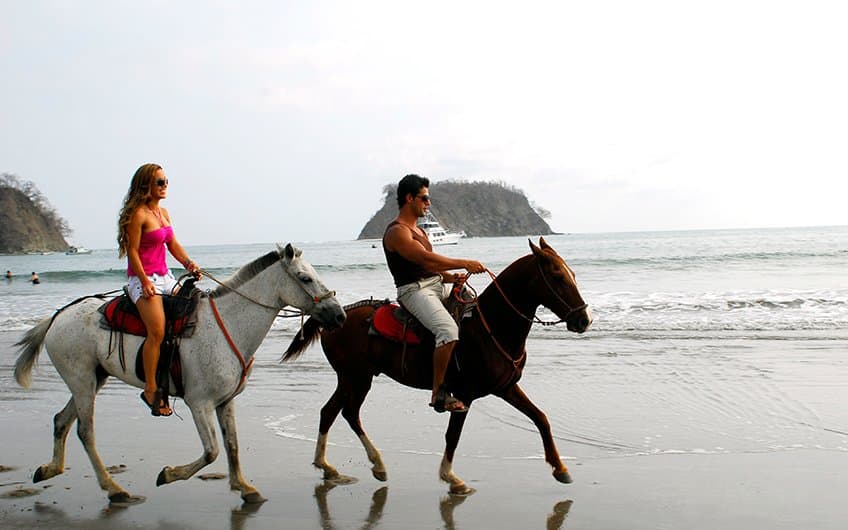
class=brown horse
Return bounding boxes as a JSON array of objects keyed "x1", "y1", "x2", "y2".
[{"x1": 283, "y1": 237, "x2": 592, "y2": 494}]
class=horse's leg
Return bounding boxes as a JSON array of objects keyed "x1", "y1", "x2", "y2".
[
  {"x1": 341, "y1": 375, "x2": 387, "y2": 482},
  {"x1": 313, "y1": 384, "x2": 345, "y2": 480},
  {"x1": 156, "y1": 403, "x2": 219, "y2": 486},
  {"x1": 69, "y1": 373, "x2": 141, "y2": 503},
  {"x1": 499, "y1": 384, "x2": 572, "y2": 483},
  {"x1": 33, "y1": 371, "x2": 109, "y2": 483},
  {"x1": 439, "y1": 410, "x2": 474, "y2": 494},
  {"x1": 215, "y1": 399, "x2": 265, "y2": 503},
  {"x1": 33, "y1": 397, "x2": 77, "y2": 483}
]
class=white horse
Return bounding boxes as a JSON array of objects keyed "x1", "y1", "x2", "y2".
[{"x1": 14, "y1": 243, "x2": 345, "y2": 505}]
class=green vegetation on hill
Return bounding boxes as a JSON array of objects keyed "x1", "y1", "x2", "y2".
[
  {"x1": 358, "y1": 180, "x2": 554, "y2": 239},
  {"x1": 0, "y1": 173, "x2": 71, "y2": 254}
]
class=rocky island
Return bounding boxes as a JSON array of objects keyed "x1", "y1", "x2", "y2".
[
  {"x1": 0, "y1": 173, "x2": 70, "y2": 254},
  {"x1": 358, "y1": 180, "x2": 554, "y2": 239}
]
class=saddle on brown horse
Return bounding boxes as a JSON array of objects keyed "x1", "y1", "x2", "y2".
[
  {"x1": 368, "y1": 282, "x2": 477, "y2": 346},
  {"x1": 98, "y1": 278, "x2": 202, "y2": 397}
]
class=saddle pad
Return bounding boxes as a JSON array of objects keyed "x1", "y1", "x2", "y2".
[
  {"x1": 99, "y1": 294, "x2": 196, "y2": 337},
  {"x1": 372, "y1": 303, "x2": 422, "y2": 345}
]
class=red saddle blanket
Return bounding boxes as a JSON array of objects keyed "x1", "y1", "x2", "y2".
[
  {"x1": 372, "y1": 303, "x2": 422, "y2": 345},
  {"x1": 100, "y1": 296, "x2": 195, "y2": 337}
]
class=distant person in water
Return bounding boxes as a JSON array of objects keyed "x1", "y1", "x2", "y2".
[
  {"x1": 5, "y1": 270, "x2": 12, "y2": 279},
  {"x1": 382, "y1": 173, "x2": 485, "y2": 413},
  {"x1": 117, "y1": 163, "x2": 201, "y2": 417},
  {"x1": 30, "y1": 272, "x2": 40, "y2": 284}
]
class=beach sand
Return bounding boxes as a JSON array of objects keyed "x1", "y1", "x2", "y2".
[{"x1": 2, "y1": 330, "x2": 847, "y2": 529}]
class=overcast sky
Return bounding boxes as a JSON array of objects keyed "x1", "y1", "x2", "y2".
[{"x1": 2, "y1": 1, "x2": 846, "y2": 249}]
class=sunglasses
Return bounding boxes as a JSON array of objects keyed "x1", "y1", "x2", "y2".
[
  {"x1": 416, "y1": 194, "x2": 430, "y2": 202},
  {"x1": 156, "y1": 178, "x2": 169, "y2": 187}
]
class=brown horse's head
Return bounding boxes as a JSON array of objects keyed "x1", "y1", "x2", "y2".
[{"x1": 529, "y1": 237, "x2": 593, "y2": 333}]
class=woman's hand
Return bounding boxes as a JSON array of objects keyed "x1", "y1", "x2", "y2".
[
  {"x1": 185, "y1": 260, "x2": 202, "y2": 280},
  {"x1": 142, "y1": 280, "x2": 156, "y2": 299}
]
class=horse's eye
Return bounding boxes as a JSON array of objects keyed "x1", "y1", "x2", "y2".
[{"x1": 299, "y1": 274, "x2": 313, "y2": 283}]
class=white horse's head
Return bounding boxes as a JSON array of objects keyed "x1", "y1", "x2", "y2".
[{"x1": 276, "y1": 243, "x2": 346, "y2": 329}]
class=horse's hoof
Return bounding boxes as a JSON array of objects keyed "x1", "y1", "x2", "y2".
[
  {"x1": 156, "y1": 468, "x2": 169, "y2": 487},
  {"x1": 316, "y1": 465, "x2": 339, "y2": 480},
  {"x1": 554, "y1": 469, "x2": 573, "y2": 484},
  {"x1": 33, "y1": 466, "x2": 48, "y2": 483},
  {"x1": 109, "y1": 492, "x2": 146, "y2": 506},
  {"x1": 241, "y1": 491, "x2": 267, "y2": 504},
  {"x1": 448, "y1": 484, "x2": 476, "y2": 496},
  {"x1": 372, "y1": 469, "x2": 388, "y2": 482}
]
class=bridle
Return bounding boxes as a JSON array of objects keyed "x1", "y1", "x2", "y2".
[
  {"x1": 198, "y1": 249, "x2": 336, "y2": 313},
  {"x1": 531, "y1": 259, "x2": 589, "y2": 323},
  {"x1": 460, "y1": 254, "x2": 587, "y2": 385},
  {"x1": 194, "y1": 248, "x2": 336, "y2": 401},
  {"x1": 479, "y1": 256, "x2": 587, "y2": 327}
]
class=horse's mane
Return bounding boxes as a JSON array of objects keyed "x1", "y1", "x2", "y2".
[
  {"x1": 210, "y1": 250, "x2": 280, "y2": 298},
  {"x1": 480, "y1": 254, "x2": 535, "y2": 296}
]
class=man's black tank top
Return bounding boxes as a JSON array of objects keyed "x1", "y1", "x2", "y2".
[{"x1": 383, "y1": 220, "x2": 436, "y2": 287}]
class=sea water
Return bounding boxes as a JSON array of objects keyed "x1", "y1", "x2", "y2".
[
  {"x1": 1, "y1": 226, "x2": 847, "y2": 460},
  {"x1": 2, "y1": 226, "x2": 846, "y2": 334}
]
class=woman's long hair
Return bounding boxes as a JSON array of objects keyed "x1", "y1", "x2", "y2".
[{"x1": 117, "y1": 163, "x2": 161, "y2": 258}]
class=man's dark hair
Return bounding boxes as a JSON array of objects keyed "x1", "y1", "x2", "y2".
[{"x1": 396, "y1": 174, "x2": 429, "y2": 208}]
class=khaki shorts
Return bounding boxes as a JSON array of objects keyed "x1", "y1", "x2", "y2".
[
  {"x1": 127, "y1": 271, "x2": 178, "y2": 304},
  {"x1": 397, "y1": 275, "x2": 458, "y2": 347}
]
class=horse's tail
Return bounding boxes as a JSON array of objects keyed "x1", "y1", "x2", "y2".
[
  {"x1": 282, "y1": 317, "x2": 323, "y2": 362},
  {"x1": 14, "y1": 316, "x2": 53, "y2": 388}
]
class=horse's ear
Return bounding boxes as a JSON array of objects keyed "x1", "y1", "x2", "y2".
[
  {"x1": 529, "y1": 239, "x2": 543, "y2": 257},
  {"x1": 539, "y1": 236, "x2": 552, "y2": 250},
  {"x1": 284, "y1": 243, "x2": 303, "y2": 258},
  {"x1": 276, "y1": 243, "x2": 295, "y2": 260}
]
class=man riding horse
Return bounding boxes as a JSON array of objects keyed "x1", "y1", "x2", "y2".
[{"x1": 382, "y1": 174, "x2": 485, "y2": 413}]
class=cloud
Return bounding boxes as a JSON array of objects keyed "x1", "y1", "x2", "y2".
[{"x1": 1, "y1": 1, "x2": 846, "y2": 248}]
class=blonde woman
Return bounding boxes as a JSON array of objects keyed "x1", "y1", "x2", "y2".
[{"x1": 117, "y1": 163, "x2": 200, "y2": 416}]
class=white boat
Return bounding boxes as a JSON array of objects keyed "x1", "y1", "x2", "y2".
[
  {"x1": 418, "y1": 212, "x2": 466, "y2": 246},
  {"x1": 66, "y1": 246, "x2": 93, "y2": 255}
]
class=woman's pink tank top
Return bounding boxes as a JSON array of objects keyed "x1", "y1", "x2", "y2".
[{"x1": 128, "y1": 225, "x2": 174, "y2": 277}]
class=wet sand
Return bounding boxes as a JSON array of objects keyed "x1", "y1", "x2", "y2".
[{"x1": 2, "y1": 330, "x2": 848, "y2": 529}]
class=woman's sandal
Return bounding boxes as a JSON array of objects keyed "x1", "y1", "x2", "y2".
[
  {"x1": 429, "y1": 384, "x2": 468, "y2": 414},
  {"x1": 140, "y1": 388, "x2": 173, "y2": 417}
]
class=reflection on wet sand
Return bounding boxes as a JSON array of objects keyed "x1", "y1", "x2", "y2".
[
  {"x1": 231, "y1": 498, "x2": 265, "y2": 530},
  {"x1": 439, "y1": 492, "x2": 469, "y2": 530},
  {"x1": 314, "y1": 481, "x2": 387, "y2": 530},
  {"x1": 546, "y1": 499, "x2": 573, "y2": 530},
  {"x1": 313, "y1": 479, "x2": 573, "y2": 530}
]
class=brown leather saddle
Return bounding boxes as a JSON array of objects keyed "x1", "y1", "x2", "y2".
[{"x1": 368, "y1": 283, "x2": 476, "y2": 345}]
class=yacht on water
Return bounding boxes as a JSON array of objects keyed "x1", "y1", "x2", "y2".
[
  {"x1": 65, "y1": 246, "x2": 93, "y2": 255},
  {"x1": 418, "y1": 212, "x2": 466, "y2": 246}
]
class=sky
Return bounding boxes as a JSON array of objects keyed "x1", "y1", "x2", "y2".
[{"x1": 2, "y1": 1, "x2": 846, "y2": 249}]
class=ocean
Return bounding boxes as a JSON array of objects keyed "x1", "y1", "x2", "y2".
[
  {"x1": 3, "y1": 226, "x2": 846, "y2": 335},
  {"x1": 2, "y1": 226, "x2": 847, "y2": 459}
]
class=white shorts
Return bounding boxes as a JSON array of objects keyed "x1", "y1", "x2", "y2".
[
  {"x1": 397, "y1": 275, "x2": 459, "y2": 347},
  {"x1": 127, "y1": 271, "x2": 178, "y2": 304}
]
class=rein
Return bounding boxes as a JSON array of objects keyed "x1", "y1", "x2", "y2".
[
  {"x1": 482, "y1": 261, "x2": 587, "y2": 326},
  {"x1": 457, "y1": 259, "x2": 587, "y2": 385},
  {"x1": 198, "y1": 255, "x2": 336, "y2": 312},
  {"x1": 195, "y1": 252, "x2": 336, "y2": 400},
  {"x1": 200, "y1": 268, "x2": 280, "y2": 311}
]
